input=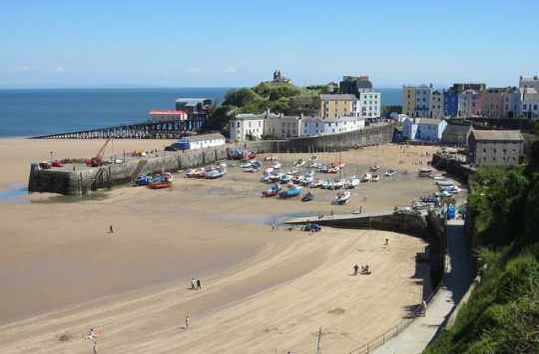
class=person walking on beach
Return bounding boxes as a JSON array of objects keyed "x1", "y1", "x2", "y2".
[
  {"x1": 191, "y1": 278, "x2": 196, "y2": 290},
  {"x1": 384, "y1": 238, "x2": 389, "y2": 247},
  {"x1": 196, "y1": 279, "x2": 201, "y2": 290},
  {"x1": 93, "y1": 341, "x2": 97, "y2": 354},
  {"x1": 353, "y1": 264, "x2": 359, "y2": 276},
  {"x1": 109, "y1": 225, "x2": 114, "y2": 234},
  {"x1": 185, "y1": 315, "x2": 190, "y2": 328}
]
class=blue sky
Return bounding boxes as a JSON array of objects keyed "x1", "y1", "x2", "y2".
[{"x1": 1, "y1": 0, "x2": 537, "y2": 88}]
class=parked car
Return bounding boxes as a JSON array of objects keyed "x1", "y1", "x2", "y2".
[
  {"x1": 164, "y1": 145, "x2": 179, "y2": 152},
  {"x1": 301, "y1": 222, "x2": 321, "y2": 232},
  {"x1": 51, "y1": 161, "x2": 64, "y2": 167}
]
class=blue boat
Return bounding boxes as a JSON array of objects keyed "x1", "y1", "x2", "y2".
[
  {"x1": 279, "y1": 185, "x2": 303, "y2": 199},
  {"x1": 135, "y1": 174, "x2": 151, "y2": 186}
]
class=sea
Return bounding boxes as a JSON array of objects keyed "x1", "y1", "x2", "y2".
[{"x1": 0, "y1": 87, "x2": 402, "y2": 138}]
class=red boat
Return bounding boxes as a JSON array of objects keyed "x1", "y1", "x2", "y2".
[
  {"x1": 261, "y1": 184, "x2": 281, "y2": 198},
  {"x1": 149, "y1": 180, "x2": 171, "y2": 189},
  {"x1": 51, "y1": 161, "x2": 64, "y2": 167}
]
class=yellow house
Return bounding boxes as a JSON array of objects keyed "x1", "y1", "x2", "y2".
[
  {"x1": 402, "y1": 86, "x2": 416, "y2": 117},
  {"x1": 319, "y1": 94, "x2": 357, "y2": 119}
]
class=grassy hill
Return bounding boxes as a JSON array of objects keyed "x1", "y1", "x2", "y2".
[{"x1": 423, "y1": 142, "x2": 539, "y2": 353}]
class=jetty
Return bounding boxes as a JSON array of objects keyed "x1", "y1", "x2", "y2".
[
  {"x1": 30, "y1": 120, "x2": 195, "y2": 139},
  {"x1": 286, "y1": 211, "x2": 429, "y2": 237}
]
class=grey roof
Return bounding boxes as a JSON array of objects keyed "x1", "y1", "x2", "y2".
[
  {"x1": 233, "y1": 113, "x2": 263, "y2": 120},
  {"x1": 175, "y1": 98, "x2": 210, "y2": 103},
  {"x1": 471, "y1": 130, "x2": 523, "y2": 142},
  {"x1": 182, "y1": 133, "x2": 225, "y2": 142},
  {"x1": 442, "y1": 124, "x2": 472, "y2": 137},
  {"x1": 416, "y1": 118, "x2": 443, "y2": 125},
  {"x1": 319, "y1": 94, "x2": 357, "y2": 101}
]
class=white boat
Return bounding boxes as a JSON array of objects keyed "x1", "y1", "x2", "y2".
[
  {"x1": 164, "y1": 172, "x2": 174, "y2": 181},
  {"x1": 332, "y1": 179, "x2": 345, "y2": 190},
  {"x1": 418, "y1": 168, "x2": 433, "y2": 177},
  {"x1": 371, "y1": 174, "x2": 380, "y2": 182},
  {"x1": 349, "y1": 176, "x2": 360, "y2": 187},
  {"x1": 287, "y1": 169, "x2": 299, "y2": 175},
  {"x1": 432, "y1": 174, "x2": 445, "y2": 180},
  {"x1": 385, "y1": 169, "x2": 397, "y2": 177},
  {"x1": 361, "y1": 173, "x2": 372, "y2": 182},
  {"x1": 271, "y1": 161, "x2": 282, "y2": 169},
  {"x1": 322, "y1": 180, "x2": 333, "y2": 189},
  {"x1": 305, "y1": 169, "x2": 315, "y2": 177},
  {"x1": 265, "y1": 167, "x2": 274, "y2": 174},
  {"x1": 293, "y1": 159, "x2": 306, "y2": 168},
  {"x1": 369, "y1": 165, "x2": 380, "y2": 172},
  {"x1": 206, "y1": 169, "x2": 226, "y2": 179},
  {"x1": 309, "y1": 179, "x2": 323, "y2": 188},
  {"x1": 243, "y1": 166, "x2": 259, "y2": 173},
  {"x1": 334, "y1": 190, "x2": 351, "y2": 205},
  {"x1": 436, "y1": 180, "x2": 454, "y2": 186}
]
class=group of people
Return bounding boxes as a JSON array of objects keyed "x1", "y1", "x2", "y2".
[
  {"x1": 353, "y1": 264, "x2": 372, "y2": 276},
  {"x1": 191, "y1": 278, "x2": 202, "y2": 290}
]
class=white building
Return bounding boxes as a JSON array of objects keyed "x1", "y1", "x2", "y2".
[
  {"x1": 522, "y1": 87, "x2": 539, "y2": 118},
  {"x1": 229, "y1": 114, "x2": 265, "y2": 141},
  {"x1": 358, "y1": 91, "x2": 381, "y2": 118},
  {"x1": 302, "y1": 116, "x2": 365, "y2": 137},
  {"x1": 172, "y1": 133, "x2": 226, "y2": 150},
  {"x1": 402, "y1": 117, "x2": 447, "y2": 143},
  {"x1": 519, "y1": 75, "x2": 539, "y2": 91},
  {"x1": 264, "y1": 113, "x2": 303, "y2": 138}
]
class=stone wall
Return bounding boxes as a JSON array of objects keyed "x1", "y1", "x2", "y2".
[
  {"x1": 28, "y1": 124, "x2": 395, "y2": 195},
  {"x1": 431, "y1": 153, "x2": 474, "y2": 183}
]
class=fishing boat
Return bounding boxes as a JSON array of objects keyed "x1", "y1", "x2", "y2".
[
  {"x1": 293, "y1": 159, "x2": 306, "y2": 168},
  {"x1": 327, "y1": 166, "x2": 340, "y2": 174},
  {"x1": 432, "y1": 174, "x2": 445, "y2": 180},
  {"x1": 317, "y1": 164, "x2": 329, "y2": 173},
  {"x1": 309, "y1": 179, "x2": 323, "y2": 188},
  {"x1": 271, "y1": 161, "x2": 282, "y2": 169},
  {"x1": 371, "y1": 174, "x2": 380, "y2": 182},
  {"x1": 280, "y1": 174, "x2": 292, "y2": 184},
  {"x1": 369, "y1": 164, "x2": 380, "y2": 172},
  {"x1": 185, "y1": 168, "x2": 206, "y2": 178},
  {"x1": 206, "y1": 167, "x2": 226, "y2": 179},
  {"x1": 148, "y1": 175, "x2": 172, "y2": 189},
  {"x1": 418, "y1": 168, "x2": 433, "y2": 177},
  {"x1": 334, "y1": 190, "x2": 351, "y2": 205},
  {"x1": 135, "y1": 173, "x2": 151, "y2": 185},
  {"x1": 279, "y1": 185, "x2": 303, "y2": 199},
  {"x1": 332, "y1": 179, "x2": 345, "y2": 190},
  {"x1": 361, "y1": 173, "x2": 372, "y2": 182},
  {"x1": 385, "y1": 169, "x2": 397, "y2": 177},
  {"x1": 321, "y1": 180, "x2": 333, "y2": 189},
  {"x1": 262, "y1": 183, "x2": 281, "y2": 198},
  {"x1": 243, "y1": 166, "x2": 260, "y2": 173},
  {"x1": 268, "y1": 172, "x2": 283, "y2": 182},
  {"x1": 334, "y1": 162, "x2": 346, "y2": 169},
  {"x1": 349, "y1": 176, "x2": 361, "y2": 188},
  {"x1": 302, "y1": 191, "x2": 314, "y2": 202}
]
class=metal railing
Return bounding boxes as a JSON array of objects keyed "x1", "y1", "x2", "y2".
[{"x1": 344, "y1": 281, "x2": 444, "y2": 354}]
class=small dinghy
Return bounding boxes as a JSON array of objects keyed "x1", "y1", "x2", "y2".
[
  {"x1": 262, "y1": 183, "x2": 281, "y2": 198},
  {"x1": 371, "y1": 174, "x2": 380, "y2": 182},
  {"x1": 361, "y1": 173, "x2": 372, "y2": 182},
  {"x1": 293, "y1": 159, "x2": 306, "y2": 168},
  {"x1": 334, "y1": 190, "x2": 351, "y2": 205},
  {"x1": 279, "y1": 185, "x2": 303, "y2": 199},
  {"x1": 385, "y1": 169, "x2": 397, "y2": 177},
  {"x1": 301, "y1": 191, "x2": 314, "y2": 202}
]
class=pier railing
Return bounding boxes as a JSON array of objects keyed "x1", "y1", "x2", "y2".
[{"x1": 344, "y1": 280, "x2": 443, "y2": 354}]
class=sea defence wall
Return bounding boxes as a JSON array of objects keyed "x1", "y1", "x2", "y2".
[
  {"x1": 286, "y1": 210, "x2": 447, "y2": 290},
  {"x1": 28, "y1": 124, "x2": 395, "y2": 195},
  {"x1": 431, "y1": 153, "x2": 475, "y2": 183}
]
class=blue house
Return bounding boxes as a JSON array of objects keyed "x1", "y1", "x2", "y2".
[
  {"x1": 403, "y1": 117, "x2": 447, "y2": 143},
  {"x1": 443, "y1": 91, "x2": 459, "y2": 118}
]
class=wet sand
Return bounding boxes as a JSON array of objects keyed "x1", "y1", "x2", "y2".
[{"x1": 0, "y1": 139, "x2": 442, "y2": 353}]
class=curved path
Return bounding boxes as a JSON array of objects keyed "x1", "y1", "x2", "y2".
[{"x1": 373, "y1": 219, "x2": 473, "y2": 354}]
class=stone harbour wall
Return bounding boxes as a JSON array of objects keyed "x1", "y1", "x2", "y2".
[{"x1": 28, "y1": 124, "x2": 395, "y2": 195}]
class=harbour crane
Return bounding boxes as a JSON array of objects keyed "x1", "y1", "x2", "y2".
[{"x1": 85, "y1": 138, "x2": 112, "y2": 167}]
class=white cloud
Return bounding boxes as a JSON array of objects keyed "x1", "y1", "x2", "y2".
[
  {"x1": 224, "y1": 67, "x2": 238, "y2": 73},
  {"x1": 8, "y1": 65, "x2": 32, "y2": 73},
  {"x1": 185, "y1": 68, "x2": 201, "y2": 73},
  {"x1": 55, "y1": 66, "x2": 65, "y2": 72}
]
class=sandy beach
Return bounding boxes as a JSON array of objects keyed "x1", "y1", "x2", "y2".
[{"x1": 0, "y1": 139, "x2": 444, "y2": 353}]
